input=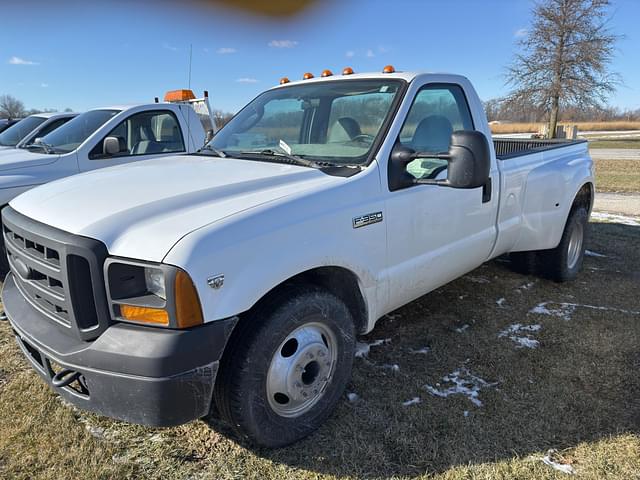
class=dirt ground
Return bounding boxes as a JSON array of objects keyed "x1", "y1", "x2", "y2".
[{"x1": 0, "y1": 218, "x2": 639, "y2": 480}]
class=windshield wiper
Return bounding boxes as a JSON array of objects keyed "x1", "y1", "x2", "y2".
[
  {"x1": 197, "y1": 145, "x2": 227, "y2": 157},
  {"x1": 26, "y1": 141, "x2": 56, "y2": 154},
  {"x1": 239, "y1": 149, "x2": 322, "y2": 169}
]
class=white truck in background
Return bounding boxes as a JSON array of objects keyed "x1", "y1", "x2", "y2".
[
  {"x1": 2, "y1": 69, "x2": 593, "y2": 448},
  {"x1": 0, "y1": 90, "x2": 214, "y2": 269},
  {"x1": 0, "y1": 112, "x2": 78, "y2": 151}
]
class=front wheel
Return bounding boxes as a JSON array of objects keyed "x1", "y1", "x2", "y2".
[{"x1": 213, "y1": 286, "x2": 355, "y2": 447}]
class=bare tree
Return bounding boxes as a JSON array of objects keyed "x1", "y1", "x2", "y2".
[
  {"x1": 0, "y1": 94, "x2": 25, "y2": 119},
  {"x1": 506, "y1": 0, "x2": 620, "y2": 137}
]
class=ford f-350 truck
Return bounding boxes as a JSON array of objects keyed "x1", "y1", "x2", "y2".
[{"x1": 1, "y1": 68, "x2": 593, "y2": 448}]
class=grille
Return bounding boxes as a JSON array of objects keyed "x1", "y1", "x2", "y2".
[
  {"x1": 4, "y1": 224, "x2": 71, "y2": 327},
  {"x1": 2, "y1": 207, "x2": 111, "y2": 341}
]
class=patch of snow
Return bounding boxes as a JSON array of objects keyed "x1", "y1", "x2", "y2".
[
  {"x1": 402, "y1": 397, "x2": 421, "y2": 406},
  {"x1": 424, "y1": 368, "x2": 497, "y2": 407},
  {"x1": 591, "y1": 211, "x2": 640, "y2": 227},
  {"x1": 355, "y1": 338, "x2": 391, "y2": 358},
  {"x1": 85, "y1": 424, "x2": 106, "y2": 439},
  {"x1": 382, "y1": 363, "x2": 400, "y2": 372},
  {"x1": 463, "y1": 410, "x2": 469, "y2": 417},
  {"x1": 518, "y1": 281, "x2": 536, "y2": 291},
  {"x1": 346, "y1": 392, "x2": 359, "y2": 403},
  {"x1": 409, "y1": 346, "x2": 431, "y2": 355},
  {"x1": 455, "y1": 324, "x2": 470, "y2": 333},
  {"x1": 542, "y1": 449, "x2": 576, "y2": 475},
  {"x1": 498, "y1": 323, "x2": 541, "y2": 349},
  {"x1": 585, "y1": 249, "x2": 607, "y2": 258},
  {"x1": 496, "y1": 297, "x2": 506, "y2": 307},
  {"x1": 530, "y1": 301, "x2": 640, "y2": 321},
  {"x1": 464, "y1": 275, "x2": 490, "y2": 284}
]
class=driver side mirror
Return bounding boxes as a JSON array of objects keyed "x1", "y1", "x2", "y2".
[
  {"x1": 389, "y1": 130, "x2": 491, "y2": 191},
  {"x1": 103, "y1": 136, "x2": 126, "y2": 156}
]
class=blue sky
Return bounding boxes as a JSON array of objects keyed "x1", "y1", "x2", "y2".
[{"x1": 1, "y1": 0, "x2": 639, "y2": 113}]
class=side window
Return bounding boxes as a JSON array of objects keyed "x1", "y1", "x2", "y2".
[
  {"x1": 89, "y1": 110, "x2": 184, "y2": 159},
  {"x1": 35, "y1": 118, "x2": 71, "y2": 139},
  {"x1": 399, "y1": 84, "x2": 473, "y2": 180}
]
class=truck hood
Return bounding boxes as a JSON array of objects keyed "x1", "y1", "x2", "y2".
[
  {"x1": 0, "y1": 149, "x2": 59, "y2": 172},
  {"x1": 10, "y1": 155, "x2": 342, "y2": 261}
]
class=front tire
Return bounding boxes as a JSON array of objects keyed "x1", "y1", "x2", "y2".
[{"x1": 213, "y1": 286, "x2": 355, "y2": 447}]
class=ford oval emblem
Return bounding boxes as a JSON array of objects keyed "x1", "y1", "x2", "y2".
[{"x1": 13, "y1": 258, "x2": 31, "y2": 279}]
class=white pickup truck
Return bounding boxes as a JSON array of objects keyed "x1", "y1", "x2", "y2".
[
  {"x1": 0, "y1": 90, "x2": 213, "y2": 270},
  {"x1": 1, "y1": 69, "x2": 593, "y2": 448},
  {"x1": 0, "y1": 112, "x2": 78, "y2": 151}
]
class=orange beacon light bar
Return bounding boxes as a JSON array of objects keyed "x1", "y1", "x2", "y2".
[{"x1": 164, "y1": 89, "x2": 196, "y2": 102}]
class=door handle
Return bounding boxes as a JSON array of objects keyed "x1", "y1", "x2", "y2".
[{"x1": 482, "y1": 178, "x2": 492, "y2": 203}]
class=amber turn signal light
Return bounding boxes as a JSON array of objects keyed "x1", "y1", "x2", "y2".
[
  {"x1": 342, "y1": 67, "x2": 354, "y2": 75},
  {"x1": 321, "y1": 69, "x2": 333, "y2": 77},
  {"x1": 175, "y1": 270, "x2": 204, "y2": 328},
  {"x1": 120, "y1": 305, "x2": 169, "y2": 326},
  {"x1": 302, "y1": 72, "x2": 314, "y2": 80},
  {"x1": 280, "y1": 77, "x2": 290, "y2": 84},
  {"x1": 382, "y1": 65, "x2": 395, "y2": 73}
]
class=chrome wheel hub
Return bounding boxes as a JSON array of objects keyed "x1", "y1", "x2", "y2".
[
  {"x1": 266, "y1": 322, "x2": 337, "y2": 418},
  {"x1": 567, "y1": 221, "x2": 584, "y2": 270}
]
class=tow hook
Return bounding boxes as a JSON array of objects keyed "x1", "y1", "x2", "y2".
[
  {"x1": 51, "y1": 368, "x2": 81, "y2": 388},
  {"x1": 0, "y1": 311, "x2": 7, "y2": 321}
]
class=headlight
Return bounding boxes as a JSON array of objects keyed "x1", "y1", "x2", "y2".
[
  {"x1": 144, "y1": 267, "x2": 166, "y2": 300},
  {"x1": 105, "y1": 259, "x2": 203, "y2": 329}
]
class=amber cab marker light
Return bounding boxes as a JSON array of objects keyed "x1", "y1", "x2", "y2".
[
  {"x1": 321, "y1": 69, "x2": 333, "y2": 77},
  {"x1": 175, "y1": 270, "x2": 204, "y2": 329},
  {"x1": 120, "y1": 304, "x2": 169, "y2": 326},
  {"x1": 164, "y1": 89, "x2": 196, "y2": 102},
  {"x1": 280, "y1": 77, "x2": 290, "y2": 85},
  {"x1": 382, "y1": 65, "x2": 395, "y2": 73},
  {"x1": 342, "y1": 66, "x2": 354, "y2": 75},
  {"x1": 303, "y1": 72, "x2": 314, "y2": 80}
]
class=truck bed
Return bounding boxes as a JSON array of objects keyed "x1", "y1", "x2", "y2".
[{"x1": 493, "y1": 138, "x2": 587, "y2": 160}]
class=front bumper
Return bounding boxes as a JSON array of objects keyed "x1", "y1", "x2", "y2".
[{"x1": 2, "y1": 273, "x2": 236, "y2": 427}]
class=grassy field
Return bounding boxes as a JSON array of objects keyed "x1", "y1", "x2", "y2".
[
  {"x1": 594, "y1": 159, "x2": 640, "y2": 193},
  {"x1": 490, "y1": 121, "x2": 640, "y2": 135},
  {"x1": 589, "y1": 139, "x2": 640, "y2": 149},
  {"x1": 1, "y1": 219, "x2": 640, "y2": 479}
]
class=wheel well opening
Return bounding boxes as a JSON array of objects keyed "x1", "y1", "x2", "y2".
[
  {"x1": 573, "y1": 182, "x2": 593, "y2": 213},
  {"x1": 246, "y1": 266, "x2": 368, "y2": 334}
]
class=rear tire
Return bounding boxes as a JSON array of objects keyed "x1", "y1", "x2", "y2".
[
  {"x1": 213, "y1": 285, "x2": 355, "y2": 448},
  {"x1": 537, "y1": 207, "x2": 588, "y2": 282}
]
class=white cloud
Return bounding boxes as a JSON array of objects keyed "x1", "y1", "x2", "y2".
[
  {"x1": 366, "y1": 49, "x2": 375, "y2": 58},
  {"x1": 236, "y1": 78, "x2": 258, "y2": 83},
  {"x1": 8, "y1": 56, "x2": 39, "y2": 65},
  {"x1": 268, "y1": 40, "x2": 298, "y2": 48},
  {"x1": 40, "y1": 83, "x2": 49, "y2": 88},
  {"x1": 346, "y1": 50, "x2": 355, "y2": 58},
  {"x1": 514, "y1": 28, "x2": 528, "y2": 38},
  {"x1": 216, "y1": 47, "x2": 237, "y2": 54},
  {"x1": 162, "y1": 42, "x2": 178, "y2": 52}
]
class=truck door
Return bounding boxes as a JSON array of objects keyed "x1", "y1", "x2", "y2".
[
  {"x1": 80, "y1": 109, "x2": 187, "y2": 171},
  {"x1": 384, "y1": 83, "x2": 497, "y2": 311}
]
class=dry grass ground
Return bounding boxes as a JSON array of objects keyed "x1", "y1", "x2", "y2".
[
  {"x1": 588, "y1": 139, "x2": 640, "y2": 149},
  {"x1": 490, "y1": 121, "x2": 640, "y2": 135},
  {"x1": 1, "y1": 219, "x2": 639, "y2": 479},
  {"x1": 594, "y1": 159, "x2": 640, "y2": 193}
]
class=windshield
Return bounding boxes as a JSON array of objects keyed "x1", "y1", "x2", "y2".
[
  {"x1": 39, "y1": 109, "x2": 120, "y2": 153},
  {"x1": 209, "y1": 79, "x2": 403, "y2": 165},
  {"x1": 0, "y1": 116, "x2": 46, "y2": 146}
]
